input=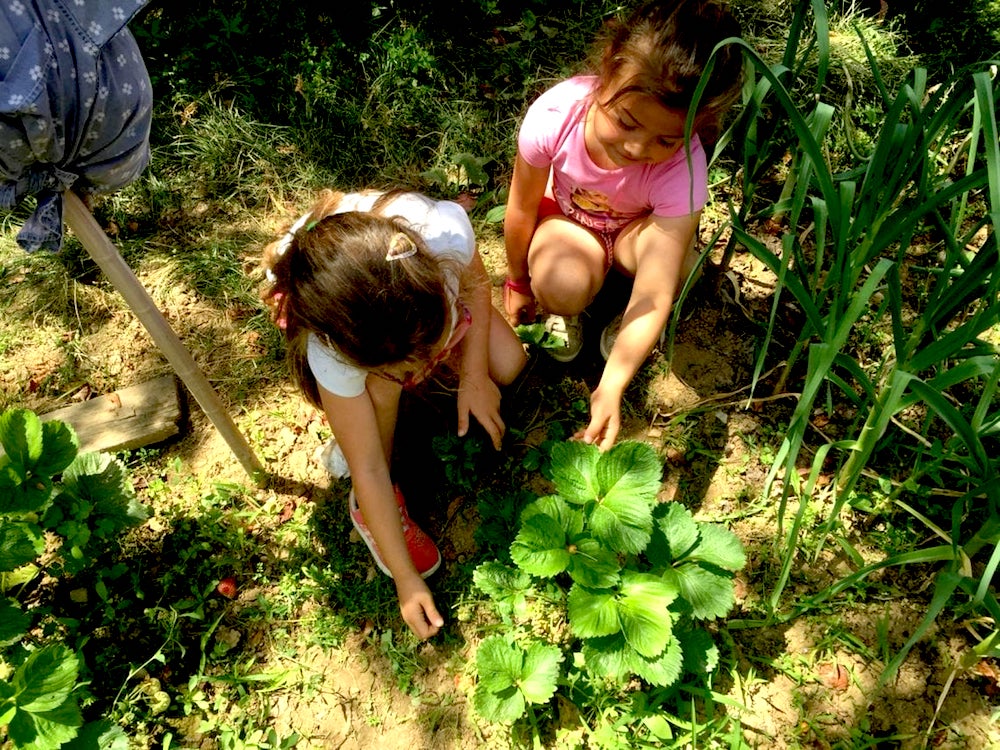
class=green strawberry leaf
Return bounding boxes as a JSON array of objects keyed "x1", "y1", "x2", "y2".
[
  {"x1": 14, "y1": 644, "x2": 79, "y2": 713},
  {"x1": 581, "y1": 632, "x2": 630, "y2": 682},
  {"x1": 618, "y1": 572, "x2": 677, "y2": 657},
  {"x1": 0, "y1": 521, "x2": 45, "y2": 572},
  {"x1": 0, "y1": 597, "x2": 31, "y2": 647},
  {"x1": 34, "y1": 421, "x2": 79, "y2": 479},
  {"x1": 473, "y1": 683, "x2": 524, "y2": 723},
  {"x1": 60, "y1": 454, "x2": 148, "y2": 534},
  {"x1": 647, "y1": 503, "x2": 700, "y2": 567},
  {"x1": 510, "y1": 513, "x2": 570, "y2": 578},
  {"x1": 0, "y1": 470, "x2": 53, "y2": 516},
  {"x1": 520, "y1": 495, "x2": 584, "y2": 538},
  {"x1": 668, "y1": 563, "x2": 735, "y2": 620},
  {"x1": 626, "y1": 631, "x2": 683, "y2": 687},
  {"x1": 473, "y1": 562, "x2": 533, "y2": 618},
  {"x1": 518, "y1": 641, "x2": 563, "y2": 704},
  {"x1": 0, "y1": 410, "x2": 43, "y2": 470},
  {"x1": 596, "y1": 441, "x2": 662, "y2": 502},
  {"x1": 688, "y1": 523, "x2": 746, "y2": 571},
  {"x1": 567, "y1": 584, "x2": 620, "y2": 638},
  {"x1": 7, "y1": 696, "x2": 82, "y2": 750},
  {"x1": 590, "y1": 492, "x2": 654, "y2": 555},
  {"x1": 566, "y1": 536, "x2": 621, "y2": 588},
  {"x1": 550, "y1": 441, "x2": 600, "y2": 504},
  {"x1": 678, "y1": 625, "x2": 720, "y2": 676},
  {"x1": 473, "y1": 636, "x2": 562, "y2": 723},
  {"x1": 475, "y1": 636, "x2": 523, "y2": 693}
]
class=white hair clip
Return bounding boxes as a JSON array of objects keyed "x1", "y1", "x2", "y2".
[
  {"x1": 268, "y1": 211, "x2": 314, "y2": 282},
  {"x1": 386, "y1": 232, "x2": 418, "y2": 262},
  {"x1": 275, "y1": 211, "x2": 314, "y2": 258}
]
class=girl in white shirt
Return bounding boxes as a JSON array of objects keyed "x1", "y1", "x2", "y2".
[{"x1": 263, "y1": 189, "x2": 526, "y2": 639}]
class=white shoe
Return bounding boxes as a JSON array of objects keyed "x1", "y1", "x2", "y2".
[
  {"x1": 543, "y1": 314, "x2": 583, "y2": 362},
  {"x1": 599, "y1": 313, "x2": 621, "y2": 362},
  {"x1": 600, "y1": 312, "x2": 665, "y2": 361}
]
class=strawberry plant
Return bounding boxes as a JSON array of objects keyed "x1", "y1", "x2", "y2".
[
  {"x1": 472, "y1": 440, "x2": 745, "y2": 735},
  {"x1": 0, "y1": 408, "x2": 147, "y2": 749}
]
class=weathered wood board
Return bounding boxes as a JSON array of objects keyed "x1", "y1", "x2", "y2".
[{"x1": 41, "y1": 375, "x2": 185, "y2": 454}]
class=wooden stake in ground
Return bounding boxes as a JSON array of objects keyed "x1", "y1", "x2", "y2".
[{"x1": 62, "y1": 190, "x2": 266, "y2": 485}]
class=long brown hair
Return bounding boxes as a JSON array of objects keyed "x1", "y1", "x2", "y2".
[
  {"x1": 590, "y1": 0, "x2": 744, "y2": 142},
  {"x1": 261, "y1": 190, "x2": 459, "y2": 408}
]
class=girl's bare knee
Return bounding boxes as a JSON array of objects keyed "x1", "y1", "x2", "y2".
[{"x1": 535, "y1": 283, "x2": 599, "y2": 316}]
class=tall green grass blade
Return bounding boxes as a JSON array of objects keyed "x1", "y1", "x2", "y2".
[
  {"x1": 853, "y1": 21, "x2": 889, "y2": 105},
  {"x1": 974, "y1": 542, "x2": 1000, "y2": 606},
  {"x1": 808, "y1": 0, "x2": 829, "y2": 92},
  {"x1": 907, "y1": 380, "x2": 991, "y2": 478},
  {"x1": 973, "y1": 72, "x2": 1000, "y2": 211},
  {"x1": 796, "y1": 546, "x2": 959, "y2": 614},
  {"x1": 882, "y1": 570, "x2": 962, "y2": 682}
]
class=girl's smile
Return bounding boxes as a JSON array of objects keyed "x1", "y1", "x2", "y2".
[{"x1": 586, "y1": 91, "x2": 688, "y2": 169}]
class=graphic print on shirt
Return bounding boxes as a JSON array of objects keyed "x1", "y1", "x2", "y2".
[{"x1": 560, "y1": 185, "x2": 634, "y2": 234}]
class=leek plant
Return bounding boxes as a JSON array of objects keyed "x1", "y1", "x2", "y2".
[{"x1": 713, "y1": 0, "x2": 1000, "y2": 673}]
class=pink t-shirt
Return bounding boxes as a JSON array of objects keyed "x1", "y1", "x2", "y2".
[{"x1": 517, "y1": 75, "x2": 709, "y2": 233}]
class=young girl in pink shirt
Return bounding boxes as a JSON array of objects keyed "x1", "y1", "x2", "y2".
[{"x1": 503, "y1": 0, "x2": 744, "y2": 450}]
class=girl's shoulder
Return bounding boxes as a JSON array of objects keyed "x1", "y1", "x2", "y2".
[
  {"x1": 379, "y1": 192, "x2": 475, "y2": 266},
  {"x1": 334, "y1": 190, "x2": 386, "y2": 214},
  {"x1": 533, "y1": 75, "x2": 597, "y2": 109}
]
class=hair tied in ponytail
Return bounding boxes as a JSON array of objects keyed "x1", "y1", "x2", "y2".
[{"x1": 385, "y1": 232, "x2": 418, "y2": 262}]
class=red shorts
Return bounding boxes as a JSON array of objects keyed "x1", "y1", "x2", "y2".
[{"x1": 537, "y1": 196, "x2": 618, "y2": 273}]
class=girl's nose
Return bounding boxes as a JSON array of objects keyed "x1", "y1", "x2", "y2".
[{"x1": 623, "y1": 140, "x2": 649, "y2": 160}]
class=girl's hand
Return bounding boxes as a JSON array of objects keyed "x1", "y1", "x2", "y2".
[
  {"x1": 574, "y1": 385, "x2": 622, "y2": 452},
  {"x1": 503, "y1": 278, "x2": 536, "y2": 326},
  {"x1": 457, "y1": 375, "x2": 505, "y2": 450},
  {"x1": 396, "y1": 573, "x2": 444, "y2": 640}
]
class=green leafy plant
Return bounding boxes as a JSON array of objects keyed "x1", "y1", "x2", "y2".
[
  {"x1": 0, "y1": 408, "x2": 146, "y2": 749},
  {"x1": 0, "y1": 645, "x2": 83, "y2": 750},
  {"x1": 514, "y1": 322, "x2": 566, "y2": 354},
  {"x1": 472, "y1": 440, "x2": 745, "y2": 732},
  {"x1": 473, "y1": 635, "x2": 563, "y2": 723},
  {"x1": 431, "y1": 431, "x2": 485, "y2": 493},
  {"x1": 701, "y1": 0, "x2": 1000, "y2": 683}
]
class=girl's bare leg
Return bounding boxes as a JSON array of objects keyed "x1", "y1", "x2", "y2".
[
  {"x1": 527, "y1": 216, "x2": 607, "y2": 315},
  {"x1": 488, "y1": 306, "x2": 528, "y2": 385}
]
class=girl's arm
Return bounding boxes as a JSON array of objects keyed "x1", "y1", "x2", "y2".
[
  {"x1": 318, "y1": 383, "x2": 444, "y2": 639},
  {"x1": 503, "y1": 153, "x2": 549, "y2": 324},
  {"x1": 578, "y1": 213, "x2": 700, "y2": 451},
  {"x1": 456, "y1": 249, "x2": 506, "y2": 449}
]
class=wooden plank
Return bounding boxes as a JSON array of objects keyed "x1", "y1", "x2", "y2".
[{"x1": 41, "y1": 375, "x2": 184, "y2": 455}]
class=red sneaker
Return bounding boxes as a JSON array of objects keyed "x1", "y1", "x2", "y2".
[{"x1": 349, "y1": 486, "x2": 442, "y2": 579}]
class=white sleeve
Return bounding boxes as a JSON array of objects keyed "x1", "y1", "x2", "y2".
[
  {"x1": 424, "y1": 199, "x2": 476, "y2": 267},
  {"x1": 382, "y1": 193, "x2": 475, "y2": 267},
  {"x1": 306, "y1": 334, "x2": 367, "y2": 398}
]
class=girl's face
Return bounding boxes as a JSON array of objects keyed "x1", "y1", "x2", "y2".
[{"x1": 587, "y1": 88, "x2": 688, "y2": 169}]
